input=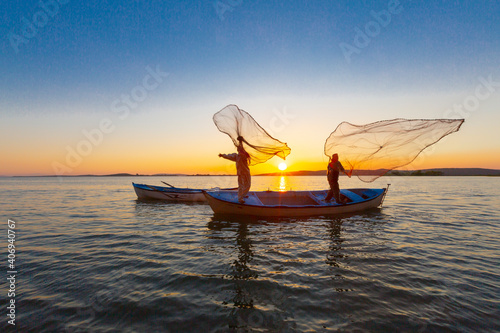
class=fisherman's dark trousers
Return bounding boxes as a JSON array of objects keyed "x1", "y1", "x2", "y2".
[{"x1": 325, "y1": 178, "x2": 340, "y2": 202}]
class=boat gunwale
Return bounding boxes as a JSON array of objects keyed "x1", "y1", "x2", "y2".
[
  {"x1": 134, "y1": 183, "x2": 203, "y2": 193},
  {"x1": 203, "y1": 188, "x2": 386, "y2": 210},
  {"x1": 133, "y1": 183, "x2": 237, "y2": 194}
]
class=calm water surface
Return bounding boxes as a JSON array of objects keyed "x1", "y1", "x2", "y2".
[{"x1": 1, "y1": 176, "x2": 499, "y2": 332}]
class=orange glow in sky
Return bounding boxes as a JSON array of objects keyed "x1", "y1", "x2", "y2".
[
  {"x1": 2, "y1": 141, "x2": 500, "y2": 177},
  {"x1": 2, "y1": 97, "x2": 500, "y2": 177}
]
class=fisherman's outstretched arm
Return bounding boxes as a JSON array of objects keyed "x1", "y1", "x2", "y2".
[{"x1": 219, "y1": 153, "x2": 237, "y2": 162}]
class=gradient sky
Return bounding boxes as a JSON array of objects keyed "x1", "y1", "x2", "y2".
[{"x1": 1, "y1": 0, "x2": 499, "y2": 176}]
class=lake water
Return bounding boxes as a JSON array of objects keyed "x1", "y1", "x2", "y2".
[{"x1": 1, "y1": 176, "x2": 499, "y2": 332}]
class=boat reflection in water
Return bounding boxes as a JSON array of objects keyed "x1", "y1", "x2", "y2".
[
  {"x1": 206, "y1": 209, "x2": 388, "y2": 331},
  {"x1": 325, "y1": 218, "x2": 345, "y2": 269},
  {"x1": 206, "y1": 211, "x2": 371, "y2": 331}
]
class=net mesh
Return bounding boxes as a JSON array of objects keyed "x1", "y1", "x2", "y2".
[
  {"x1": 324, "y1": 118, "x2": 465, "y2": 182},
  {"x1": 213, "y1": 105, "x2": 291, "y2": 166}
]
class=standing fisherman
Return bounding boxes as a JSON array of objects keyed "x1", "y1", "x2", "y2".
[
  {"x1": 219, "y1": 136, "x2": 251, "y2": 203},
  {"x1": 325, "y1": 153, "x2": 349, "y2": 203}
]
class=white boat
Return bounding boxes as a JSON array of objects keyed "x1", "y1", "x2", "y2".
[
  {"x1": 133, "y1": 182, "x2": 236, "y2": 202},
  {"x1": 203, "y1": 187, "x2": 389, "y2": 217}
]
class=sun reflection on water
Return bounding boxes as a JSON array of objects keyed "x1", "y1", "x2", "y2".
[{"x1": 279, "y1": 176, "x2": 287, "y2": 191}]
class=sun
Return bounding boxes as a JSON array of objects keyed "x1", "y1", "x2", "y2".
[{"x1": 278, "y1": 162, "x2": 287, "y2": 171}]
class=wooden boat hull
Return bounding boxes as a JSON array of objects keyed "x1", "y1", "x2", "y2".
[
  {"x1": 203, "y1": 188, "x2": 388, "y2": 217},
  {"x1": 133, "y1": 183, "x2": 209, "y2": 202}
]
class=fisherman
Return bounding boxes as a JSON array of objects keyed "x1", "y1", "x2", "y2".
[
  {"x1": 325, "y1": 153, "x2": 349, "y2": 203},
  {"x1": 219, "y1": 136, "x2": 251, "y2": 203}
]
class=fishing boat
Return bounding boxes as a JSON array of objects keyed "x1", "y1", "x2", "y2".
[
  {"x1": 132, "y1": 182, "x2": 236, "y2": 202},
  {"x1": 203, "y1": 187, "x2": 389, "y2": 217}
]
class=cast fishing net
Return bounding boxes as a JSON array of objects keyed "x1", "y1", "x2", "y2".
[
  {"x1": 324, "y1": 118, "x2": 465, "y2": 182},
  {"x1": 213, "y1": 104, "x2": 291, "y2": 165}
]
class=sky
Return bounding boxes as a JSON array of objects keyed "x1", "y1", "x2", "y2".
[{"x1": 1, "y1": 0, "x2": 499, "y2": 176}]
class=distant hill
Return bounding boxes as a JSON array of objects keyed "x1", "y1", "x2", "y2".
[
  {"x1": 387, "y1": 168, "x2": 500, "y2": 176},
  {"x1": 257, "y1": 168, "x2": 500, "y2": 177},
  {"x1": 12, "y1": 173, "x2": 145, "y2": 177}
]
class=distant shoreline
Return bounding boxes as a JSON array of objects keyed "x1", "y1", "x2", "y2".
[
  {"x1": 258, "y1": 168, "x2": 500, "y2": 177},
  {"x1": 4, "y1": 168, "x2": 500, "y2": 177}
]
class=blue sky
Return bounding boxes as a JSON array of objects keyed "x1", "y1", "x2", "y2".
[{"x1": 1, "y1": 0, "x2": 499, "y2": 175}]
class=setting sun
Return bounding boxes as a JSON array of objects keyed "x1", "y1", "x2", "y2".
[{"x1": 278, "y1": 162, "x2": 288, "y2": 171}]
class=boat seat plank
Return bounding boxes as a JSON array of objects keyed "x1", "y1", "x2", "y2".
[
  {"x1": 340, "y1": 190, "x2": 364, "y2": 203},
  {"x1": 245, "y1": 193, "x2": 264, "y2": 206},
  {"x1": 307, "y1": 192, "x2": 328, "y2": 205}
]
